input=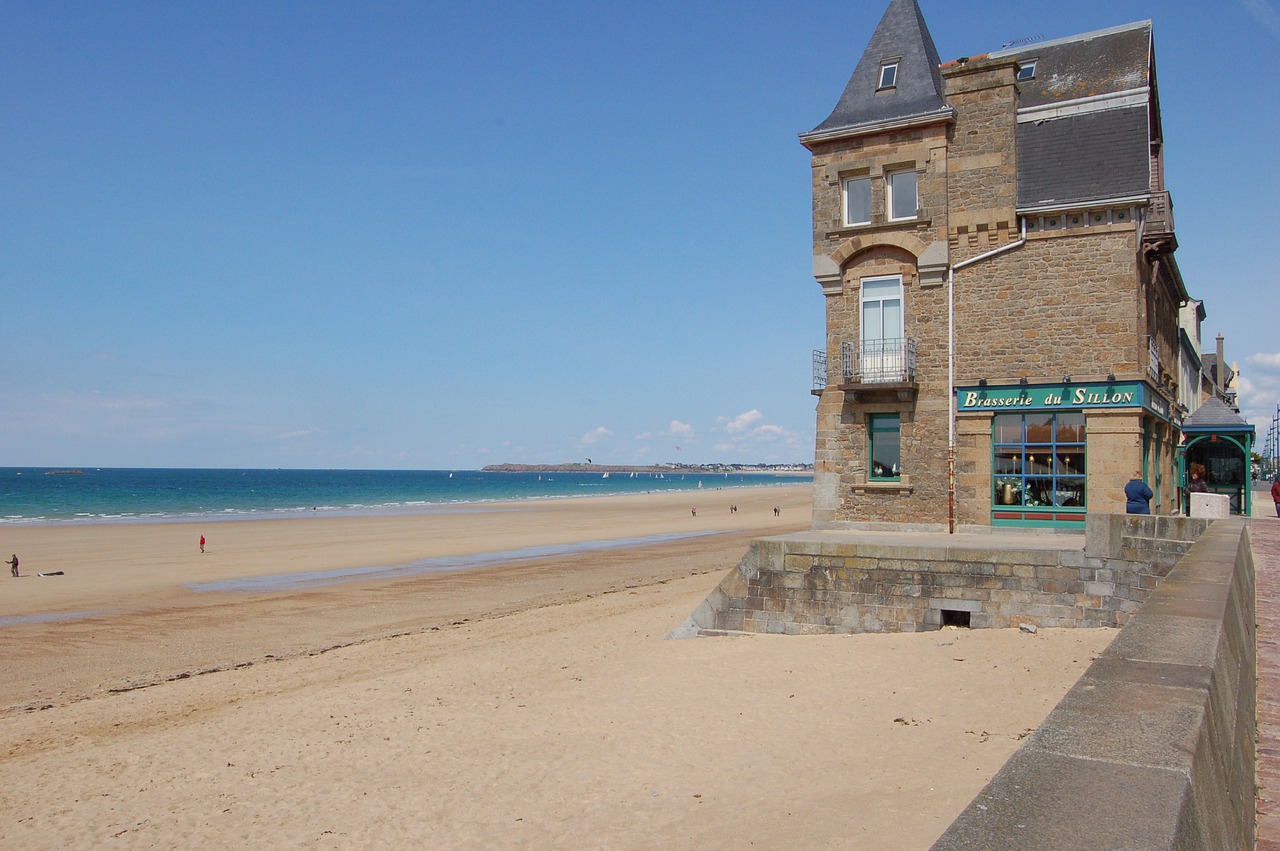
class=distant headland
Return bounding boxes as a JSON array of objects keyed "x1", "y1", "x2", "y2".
[{"x1": 481, "y1": 463, "x2": 812, "y2": 475}]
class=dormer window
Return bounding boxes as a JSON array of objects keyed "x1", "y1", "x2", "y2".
[
  {"x1": 1016, "y1": 60, "x2": 1037, "y2": 81},
  {"x1": 877, "y1": 61, "x2": 899, "y2": 90}
]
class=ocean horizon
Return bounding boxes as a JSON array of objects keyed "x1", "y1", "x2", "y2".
[{"x1": 0, "y1": 467, "x2": 811, "y2": 525}]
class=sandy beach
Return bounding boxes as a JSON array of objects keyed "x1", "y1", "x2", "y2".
[{"x1": 0, "y1": 485, "x2": 1114, "y2": 848}]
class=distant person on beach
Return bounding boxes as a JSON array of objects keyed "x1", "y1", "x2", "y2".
[
  {"x1": 8, "y1": 554, "x2": 18, "y2": 577},
  {"x1": 691, "y1": 507, "x2": 696, "y2": 517},
  {"x1": 1272, "y1": 477, "x2": 1280, "y2": 518},
  {"x1": 773, "y1": 506, "x2": 780, "y2": 517},
  {"x1": 1124, "y1": 471, "x2": 1153, "y2": 515},
  {"x1": 199, "y1": 535, "x2": 206, "y2": 553}
]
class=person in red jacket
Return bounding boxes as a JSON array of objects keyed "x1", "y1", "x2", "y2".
[{"x1": 1271, "y1": 477, "x2": 1280, "y2": 518}]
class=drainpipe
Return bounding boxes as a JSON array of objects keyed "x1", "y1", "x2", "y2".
[{"x1": 947, "y1": 220, "x2": 1028, "y2": 533}]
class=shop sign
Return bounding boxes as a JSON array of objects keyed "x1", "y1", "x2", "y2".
[{"x1": 957, "y1": 381, "x2": 1168, "y2": 418}]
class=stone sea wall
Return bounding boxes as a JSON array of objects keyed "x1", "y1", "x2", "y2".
[
  {"x1": 931, "y1": 518, "x2": 1255, "y2": 849},
  {"x1": 672, "y1": 514, "x2": 1212, "y2": 636}
]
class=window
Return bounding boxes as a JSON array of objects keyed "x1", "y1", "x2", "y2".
[
  {"x1": 860, "y1": 275, "x2": 904, "y2": 383},
  {"x1": 887, "y1": 169, "x2": 918, "y2": 220},
  {"x1": 843, "y1": 177, "x2": 871, "y2": 226},
  {"x1": 869, "y1": 414, "x2": 901, "y2": 480},
  {"x1": 1016, "y1": 60, "x2": 1036, "y2": 81},
  {"x1": 992, "y1": 412, "x2": 1086, "y2": 509},
  {"x1": 878, "y1": 62, "x2": 898, "y2": 90}
]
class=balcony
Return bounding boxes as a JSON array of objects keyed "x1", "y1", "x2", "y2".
[
  {"x1": 1146, "y1": 190, "x2": 1174, "y2": 237},
  {"x1": 813, "y1": 338, "x2": 919, "y2": 402}
]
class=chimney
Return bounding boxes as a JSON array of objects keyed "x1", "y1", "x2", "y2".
[{"x1": 1213, "y1": 332, "x2": 1223, "y2": 389}]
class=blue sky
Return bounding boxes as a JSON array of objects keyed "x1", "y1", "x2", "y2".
[{"x1": 2, "y1": 0, "x2": 1277, "y2": 469}]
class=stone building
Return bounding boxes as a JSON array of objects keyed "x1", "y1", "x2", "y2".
[{"x1": 802, "y1": 0, "x2": 1189, "y2": 531}]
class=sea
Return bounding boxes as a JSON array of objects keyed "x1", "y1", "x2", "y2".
[{"x1": 0, "y1": 467, "x2": 811, "y2": 525}]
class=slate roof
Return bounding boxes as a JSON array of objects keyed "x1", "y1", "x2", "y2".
[
  {"x1": 1183, "y1": 397, "x2": 1253, "y2": 433},
  {"x1": 802, "y1": 0, "x2": 951, "y2": 141},
  {"x1": 992, "y1": 22, "x2": 1156, "y2": 210},
  {"x1": 1201, "y1": 353, "x2": 1235, "y2": 391},
  {"x1": 801, "y1": 7, "x2": 1161, "y2": 208},
  {"x1": 1015, "y1": 106, "x2": 1151, "y2": 208},
  {"x1": 990, "y1": 22, "x2": 1151, "y2": 108}
]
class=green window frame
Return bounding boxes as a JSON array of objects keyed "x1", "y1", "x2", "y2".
[
  {"x1": 869, "y1": 413, "x2": 901, "y2": 481},
  {"x1": 992, "y1": 412, "x2": 1086, "y2": 509}
]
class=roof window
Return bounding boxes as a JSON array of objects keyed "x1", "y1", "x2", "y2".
[
  {"x1": 1016, "y1": 60, "x2": 1037, "y2": 81},
  {"x1": 877, "y1": 62, "x2": 898, "y2": 90}
]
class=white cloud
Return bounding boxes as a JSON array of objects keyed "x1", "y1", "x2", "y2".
[
  {"x1": 1236, "y1": 366, "x2": 1279, "y2": 437},
  {"x1": 578, "y1": 426, "x2": 614, "y2": 445},
  {"x1": 705, "y1": 406, "x2": 808, "y2": 460},
  {"x1": 1246, "y1": 352, "x2": 1280, "y2": 370},
  {"x1": 714, "y1": 409, "x2": 764, "y2": 435},
  {"x1": 664, "y1": 420, "x2": 696, "y2": 440}
]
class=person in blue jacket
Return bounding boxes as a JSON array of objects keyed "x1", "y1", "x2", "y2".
[{"x1": 1124, "y1": 470, "x2": 1153, "y2": 514}]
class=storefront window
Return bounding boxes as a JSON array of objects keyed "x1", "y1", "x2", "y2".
[
  {"x1": 869, "y1": 413, "x2": 901, "y2": 481},
  {"x1": 992, "y1": 412, "x2": 1086, "y2": 508}
]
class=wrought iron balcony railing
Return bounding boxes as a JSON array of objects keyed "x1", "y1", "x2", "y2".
[
  {"x1": 812, "y1": 350, "x2": 828, "y2": 390},
  {"x1": 812, "y1": 338, "x2": 917, "y2": 389}
]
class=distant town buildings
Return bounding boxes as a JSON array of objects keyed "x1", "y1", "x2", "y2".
[{"x1": 802, "y1": 0, "x2": 1253, "y2": 528}]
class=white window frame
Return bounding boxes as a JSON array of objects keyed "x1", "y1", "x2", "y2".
[
  {"x1": 887, "y1": 169, "x2": 918, "y2": 221},
  {"x1": 860, "y1": 275, "x2": 905, "y2": 383},
  {"x1": 843, "y1": 176, "x2": 872, "y2": 226},
  {"x1": 1016, "y1": 60, "x2": 1037, "y2": 81},
  {"x1": 861, "y1": 275, "x2": 904, "y2": 344},
  {"x1": 878, "y1": 62, "x2": 898, "y2": 90}
]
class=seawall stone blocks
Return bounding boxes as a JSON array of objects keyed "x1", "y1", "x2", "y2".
[{"x1": 671, "y1": 515, "x2": 1211, "y2": 637}]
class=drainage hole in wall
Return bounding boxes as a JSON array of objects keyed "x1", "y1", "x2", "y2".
[{"x1": 941, "y1": 609, "x2": 971, "y2": 628}]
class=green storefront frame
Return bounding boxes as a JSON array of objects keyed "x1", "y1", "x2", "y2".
[
  {"x1": 1178, "y1": 432, "x2": 1254, "y2": 515},
  {"x1": 989, "y1": 410, "x2": 1086, "y2": 529},
  {"x1": 960, "y1": 380, "x2": 1171, "y2": 529}
]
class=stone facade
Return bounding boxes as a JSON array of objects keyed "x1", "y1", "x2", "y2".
[{"x1": 802, "y1": 8, "x2": 1187, "y2": 531}]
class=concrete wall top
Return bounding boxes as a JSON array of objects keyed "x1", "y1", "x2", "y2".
[{"x1": 930, "y1": 518, "x2": 1255, "y2": 850}]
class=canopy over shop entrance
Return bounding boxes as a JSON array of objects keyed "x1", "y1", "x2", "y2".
[{"x1": 1179, "y1": 397, "x2": 1255, "y2": 515}]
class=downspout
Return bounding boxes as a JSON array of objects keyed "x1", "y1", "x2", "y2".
[{"x1": 947, "y1": 219, "x2": 1028, "y2": 533}]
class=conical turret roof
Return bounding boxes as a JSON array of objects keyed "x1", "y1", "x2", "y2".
[{"x1": 802, "y1": 0, "x2": 951, "y2": 142}]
